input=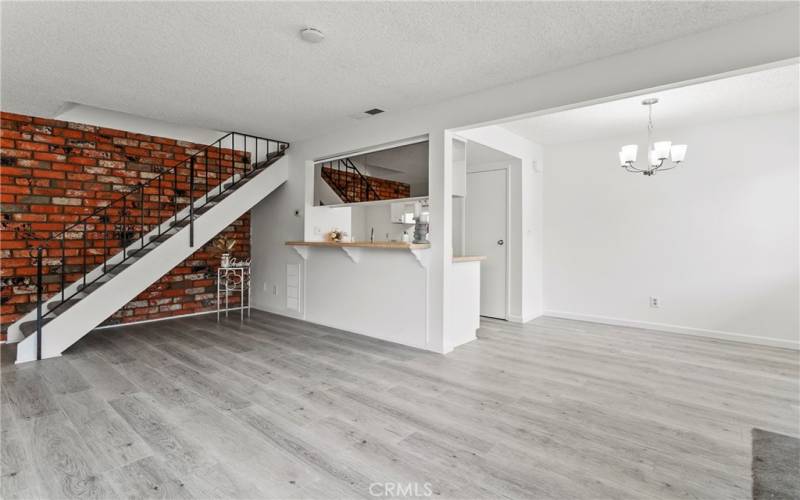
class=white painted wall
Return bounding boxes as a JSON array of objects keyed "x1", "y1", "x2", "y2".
[
  {"x1": 303, "y1": 248, "x2": 429, "y2": 349},
  {"x1": 449, "y1": 261, "x2": 481, "y2": 351},
  {"x1": 459, "y1": 126, "x2": 544, "y2": 323},
  {"x1": 543, "y1": 110, "x2": 799, "y2": 348},
  {"x1": 304, "y1": 206, "x2": 352, "y2": 242},
  {"x1": 250, "y1": 10, "x2": 798, "y2": 351}
]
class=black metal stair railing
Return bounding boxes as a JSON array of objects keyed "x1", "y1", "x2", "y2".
[
  {"x1": 24, "y1": 132, "x2": 289, "y2": 359},
  {"x1": 320, "y1": 157, "x2": 382, "y2": 203}
]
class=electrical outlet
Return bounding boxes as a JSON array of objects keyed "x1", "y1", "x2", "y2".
[
  {"x1": 263, "y1": 282, "x2": 267, "y2": 292},
  {"x1": 272, "y1": 285, "x2": 278, "y2": 296},
  {"x1": 649, "y1": 297, "x2": 660, "y2": 308}
]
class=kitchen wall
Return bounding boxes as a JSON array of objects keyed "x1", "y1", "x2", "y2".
[
  {"x1": 350, "y1": 203, "x2": 416, "y2": 242},
  {"x1": 543, "y1": 110, "x2": 799, "y2": 347}
]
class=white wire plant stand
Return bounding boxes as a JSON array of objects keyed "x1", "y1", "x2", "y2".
[{"x1": 216, "y1": 257, "x2": 251, "y2": 321}]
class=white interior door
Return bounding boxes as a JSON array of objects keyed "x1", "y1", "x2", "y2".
[{"x1": 466, "y1": 168, "x2": 507, "y2": 319}]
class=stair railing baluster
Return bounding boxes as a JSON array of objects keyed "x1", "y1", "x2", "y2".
[
  {"x1": 189, "y1": 156, "x2": 195, "y2": 248},
  {"x1": 231, "y1": 134, "x2": 236, "y2": 186},
  {"x1": 103, "y1": 211, "x2": 107, "y2": 273},
  {"x1": 205, "y1": 149, "x2": 209, "y2": 204},
  {"x1": 61, "y1": 223, "x2": 65, "y2": 302},
  {"x1": 218, "y1": 140, "x2": 222, "y2": 196},
  {"x1": 123, "y1": 197, "x2": 127, "y2": 260},
  {"x1": 158, "y1": 174, "x2": 162, "y2": 236},
  {"x1": 140, "y1": 185, "x2": 145, "y2": 249},
  {"x1": 173, "y1": 167, "x2": 178, "y2": 226},
  {"x1": 82, "y1": 220, "x2": 87, "y2": 288},
  {"x1": 36, "y1": 246, "x2": 43, "y2": 361}
]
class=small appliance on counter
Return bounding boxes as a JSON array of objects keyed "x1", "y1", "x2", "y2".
[{"x1": 413, "y1": 213, "x2": 429, "y2": 244}]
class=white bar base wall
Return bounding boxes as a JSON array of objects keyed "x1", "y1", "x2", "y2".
[
  {"x1": 300, "y1": 246, "x2": 432, "y2": 351},
  {"x1": 286, "y1": 245, "x2": 480, "y2": 354},
  {"x1": 447, "y1": 259, "x2": 481, "y2": 352}
]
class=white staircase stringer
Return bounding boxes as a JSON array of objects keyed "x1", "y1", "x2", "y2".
[{"x1": 15, "y1": 158, "x2": 288, "y2": 363}]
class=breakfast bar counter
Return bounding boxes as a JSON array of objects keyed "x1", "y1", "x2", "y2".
[
  {"x1": 285, "y1": 240, "x2": 430, "y2": 249},
  {"x1": 284, "y1": 240, "x2": 483, "y2": 353}
]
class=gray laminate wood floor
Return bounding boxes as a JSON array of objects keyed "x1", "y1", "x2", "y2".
[{"x1": 2, "y1": 311, "x2": 798, "y2": 499}]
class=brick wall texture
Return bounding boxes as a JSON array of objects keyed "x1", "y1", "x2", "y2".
[
  {"x1": 0, "y1": 111, "x2": 251, "y2": 340},
  {"x1": 321, "y1": 165, "x2": 411, "y2": 203}
]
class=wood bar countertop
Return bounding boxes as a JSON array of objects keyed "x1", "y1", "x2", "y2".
[
  {"x1": 285, "y1": 241, "x2": 431, "y2": 249},
  {"x1": 453, "y1": 255, "x2": 487, "y2": 263}
]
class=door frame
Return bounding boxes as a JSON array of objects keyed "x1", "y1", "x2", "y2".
[{"x1": 466, "y1": 163, "x2": 511, "y2": 320}]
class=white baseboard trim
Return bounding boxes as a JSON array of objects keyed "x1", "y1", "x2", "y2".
[
  {"x1": 543, "y1": 310, "x2": 799, "y2": 350},
  {"x1": 93, "y1": 309, "x2": 224, "y2": 330},
  {"x1": 2, "y1": 309, "x2": 226, "y2": 343},
  {"x1": 508, "y1": 312, "x2": 539, "y2": 324},
  {"x1": 252, "y1": 305, "x2": 441, "y2": 353},
  {"x1": 251, "y1": 303, "x2": 304, "y2": 320}
]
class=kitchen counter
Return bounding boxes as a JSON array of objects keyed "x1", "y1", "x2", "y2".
[{"x1": 285, "y1": 240, "x2": 482, "y2": 353}]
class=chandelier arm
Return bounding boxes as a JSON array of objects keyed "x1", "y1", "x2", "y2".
[
  {"x1": 655, "y1": 163, "x2": 678, "y2": 172},
  {"x1": 624, "y1": 164, "x2": 647, "y2": 173}
]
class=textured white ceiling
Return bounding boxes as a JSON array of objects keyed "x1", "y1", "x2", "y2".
[
  {"x1": 500, "y1": 64, "x2": 799, "y2": 145},
  {"x1": 0, "y1": 2, "x2": 790, "y2": 141}
]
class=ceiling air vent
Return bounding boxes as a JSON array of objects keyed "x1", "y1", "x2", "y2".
[{"x1": 364, "y1": 108, "x2": 384, "y2": 116}]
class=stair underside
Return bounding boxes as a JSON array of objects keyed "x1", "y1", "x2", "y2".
[{"x1": 14, "y1": 154, "x2": 283, "y2": 340}]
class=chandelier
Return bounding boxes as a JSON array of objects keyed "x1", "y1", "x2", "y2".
[{"x1": 618, "y1": 98, "x2": 687, "y2": 176}]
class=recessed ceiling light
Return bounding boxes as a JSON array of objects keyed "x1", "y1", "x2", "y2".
[
  {"x1": 364, "y1": 108, "x2": 384, "y2": 115},
  {"x1": 300, "y1": 27, "x2": 325, "y2": 43}
]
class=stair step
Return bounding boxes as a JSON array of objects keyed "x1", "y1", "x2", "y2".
[
  {"x1": 128, "y1": 246, "x2": 155, "y2": 258},
  {"x1": 47, "y1": 298, "x2": 80, "y2": 311},
  {"x1": 107, "y1": 263, "x2": 132, "y2": 276},
  {"x1": 19, "y1": 318, "x2": 54, "y2": 336},
  {"x1": 77, "y1": 280, "x2": 107, "y2": 294},
  {"x1": 149, "y1": 230, "x2": 179, "y2": 243}
]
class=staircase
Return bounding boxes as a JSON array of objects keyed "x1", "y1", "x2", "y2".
[
  {"x1": 320, "y1": 157, "x2": 382, "y2": 203},
  {"x1": 8, "y1": 132, "x2": 289, "y2": 363}
]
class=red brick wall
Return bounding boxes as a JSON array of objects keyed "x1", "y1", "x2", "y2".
[
  {"x1": 321, "y1": 166, "x2": 411, "y2": 203},
  {"x1": 0, "y1": 111, "x2": 251, "y2": 340}
]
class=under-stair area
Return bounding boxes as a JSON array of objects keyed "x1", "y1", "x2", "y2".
[{"x1": 7, "y1": 132, "x2": 290, "y2": 363}]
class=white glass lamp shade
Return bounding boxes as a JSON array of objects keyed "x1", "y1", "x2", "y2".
[
  {"x1": 620, "y1": 144, "x2": 638, "y2": 163},
  {"x1": 618, "y1": 151, "x2": 626, "y2": 166},
  {"x1": 648, "y1": 149, "x2": 660, "y2": 166},
  {"x1": 653, "y1": 141, "x2": 672, "y2": 160},
  {"x1": 670, "y1": 144, "x2": 687, "y2": 163}
]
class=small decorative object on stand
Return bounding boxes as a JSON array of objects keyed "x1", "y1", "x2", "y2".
[
  {"x1": 211, "y1": 236, "x2": 237, "y2": 268},
  {"x1": 217, "y1": 257, "x2": 251, "y2": 321}
]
